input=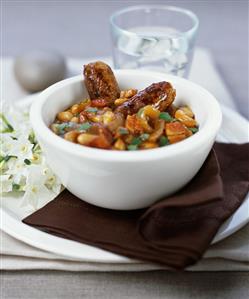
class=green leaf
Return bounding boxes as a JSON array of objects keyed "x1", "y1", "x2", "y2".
[
  {"x1": 24, "y1": 159, "x2": 31, "y2": 165},
  {"x1": 7, "y1": 124, "x2": 14, "y2": 131},
  {"x1": 0, "y1": 113, "x2": 14, "y2": 133},
  {"x1": 85, "y1": 107, "x2": 98, "y2": 113},
  {"x1": 0, "y1": 155, "x2": 15, "y2": 170},
  {"x1": 159, "y1": 112, "x2": 174, "y2": 122},
  {"x1": 4, "y1": 155, "x2": 16, "y2": 162},
  {"x1": 12, "y1": 183, "x2": 20, "y2": 191},
  {"x1": 77, "y1": 122, "x2": 92, "y2": 131},
  {"x1": 0, "y1": 160, "x2": 5, "y2": 170},
  {"x1": 127, "y1": 144, "x2": 138, "y2": 151},
  {"x1": 189, "y1": 127, "x2": 198, "y2": 134},
  {"x1": 131, "y1": 137, "x2": 142, "y2": 146},
  {"x1": 140, "y1": 133, "x2": 149, "y2": 141},
  {"x1": 33, "y1": 143, "x2": 41, "y2": 154},
  {"x1": 118, "y1": 127, "x2": 129, "y2": 135},
  {"x1": 159, "y1": 136, "x2": 169, "y2": 147},
  {"x1": 28, "y1": 131, "x2": 36, "y2": 144}
]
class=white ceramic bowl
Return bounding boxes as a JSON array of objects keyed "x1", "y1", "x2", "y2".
[{"x1": 30, "y1": 70, "x2": 222, "y2": 210}]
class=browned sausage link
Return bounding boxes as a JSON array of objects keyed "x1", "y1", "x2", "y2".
[
  {"x1": 83, "y1": 61, "x2": 120, "y2": 104},
  {"x1": 115, "y1": 82, "x2": 176, "y2": 116}
]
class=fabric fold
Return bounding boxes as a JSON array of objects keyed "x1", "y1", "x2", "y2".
[{"x1": 23, "y1": 143, "x2": 249, "y2": 269}]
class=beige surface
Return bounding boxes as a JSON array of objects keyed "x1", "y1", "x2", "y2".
[
  {"x1": 1, "y1": 223, "x2": 249, "y2": 271},
  {"x1": 1, "y1": 271, "x2": 249, "y2": 299}
]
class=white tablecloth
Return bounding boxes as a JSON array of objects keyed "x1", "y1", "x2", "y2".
[{"x1": 1, "y1": 48, "x2": 248, "y2": 271}]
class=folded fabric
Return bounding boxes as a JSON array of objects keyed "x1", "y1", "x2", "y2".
[{"x1": 23, "y1": 143, "x2": 249, "y2": 269}]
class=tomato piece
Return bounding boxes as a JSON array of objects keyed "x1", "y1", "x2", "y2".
[{"x1": 91, "y1": 99, "x2": 109, "y2": 108}]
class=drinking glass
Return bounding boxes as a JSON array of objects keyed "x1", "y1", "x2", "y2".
[{"x1": 110, "y1": 5, "x2": 199, "y2": 77}]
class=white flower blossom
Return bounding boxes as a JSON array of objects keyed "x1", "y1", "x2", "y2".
[
  {"x1": 20, "y1": 165, "x2": 52, "y2": 209},
  {"x1": 6, "y1": 157, "x2": 28, "y2": 185},
  {"x1": 7, "y1": 136, "x2": 33, "y2": 161},
  {"x1": 0, "y1": 174, "x2": 13, "y2": 193},
  {"x1": 0, "y1": 102, "x2": 62, "y2": 211},
  {"x1": 0, "y1": 134, "x2": 15, "y2": 155},
  {"x1": 43, "y1": 166, "x2": 61, "y2": 194}
]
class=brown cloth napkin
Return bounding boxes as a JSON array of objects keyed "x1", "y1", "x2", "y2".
[{"x1": 23, "y1": 143, "x2": 249, "y2": 269}]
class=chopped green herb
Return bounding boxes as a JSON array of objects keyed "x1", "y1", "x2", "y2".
[
  {"x1": 159, "y1": 112, "x2": 174, "y2": 122},
  {"x1": 119, "y1": 127, "x2": 129, "y2": 135},
  {"x1": 12, "y1": 183, "x2": 20, "y2": 191},
  {"x1": 57, "y1": 123, "x2": 68, "y2": 134},
  {"x1": 77, "y1": 122, "x2": 92, "y2": 131},
  {"x1": 137, "y1": 108, "x2": 144, "y2": 117},
  {"x1": 140, "y1": 133, "x2": 149, "y2": 141},
  {"x1": 68, "y1": 122, "x2": 77, "y2": 127},
  {"x1": 189, "y1": 127, "x2": 198, "y2": 134},
  {"x1": 127, "y1": 144, "x2": 138, "y2": 151},
  {"x1": 159, "y1": 136, "x2": 169, "y2": 147},
  {"x1": 56, "y1": 122, "x2": 76, "y2": 134},
  {"x1": 131, "y1": 137, "x2": 142, "y2": 146},
  {"x1": 85, "y1": 107, "x2": 98, "y2": 113},
  {"x1": 24, "y1": 159, "x2": 31, "y2": 165},
  {"x1": 130, "y1": 134, "x2": 149, "y2": 147}
]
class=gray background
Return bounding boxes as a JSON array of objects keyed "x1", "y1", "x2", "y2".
[
  {"x1": 2, "y1": 271, "x2": 249, "y2": 299},
  {"x1": 2, "y1": 0, "x2": 249, "y2": 118},
  {"x1": 1, "y1": 0, "x2": 249, "y2": 298}
]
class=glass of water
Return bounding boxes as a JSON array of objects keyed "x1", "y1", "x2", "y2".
[{"x1": 110, "y1": 5, "x2": 199, "y2": 77}]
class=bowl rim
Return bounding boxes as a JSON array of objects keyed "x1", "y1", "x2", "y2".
[{"x1": 30, "y1": 70, "x2": 222, "y2": 162}]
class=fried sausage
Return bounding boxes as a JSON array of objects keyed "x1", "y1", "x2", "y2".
[
  {"x1": 83, "y1": 61, "x2": 120, "y2": 104},
  {"x1": 115, "y1": 82, "x2": 176, "y2": 116}
]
